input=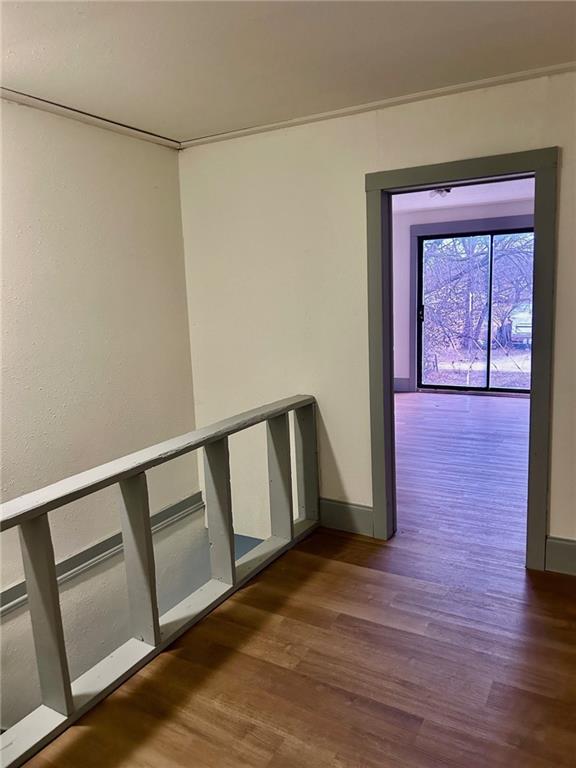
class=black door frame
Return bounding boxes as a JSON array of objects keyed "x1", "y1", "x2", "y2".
[
  {"x1": 415, "y1": 222, "x2": 535, "y2": 394},
  {"x1": 366, "y1": 148, "x2": 559, "y2": 571}
]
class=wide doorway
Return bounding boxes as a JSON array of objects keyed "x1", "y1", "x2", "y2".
[
  {"x1": 393, "y1": 178, "x2": 534, "y2": 565},
  {"x1": 366, "y1": 149, "x2": 559, "y2": 571}
]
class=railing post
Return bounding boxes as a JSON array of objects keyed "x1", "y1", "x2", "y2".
[
  {"x1": 204, "y1": 438, "x2": 235, "y2": 585},
  {"x1": 267, "y1": 414, "x2": 294, "y2": 540},
  {"x1": 294, "y1": 404, "x2": 319, "y2": 522},
  {"x1": 19, "y1": 515, "x2": 74, "y2": 715},
  {"x1": 119, "y1": 473, "x2": 161, "y2": 646}
]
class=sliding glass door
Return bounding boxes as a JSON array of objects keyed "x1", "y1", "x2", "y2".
[
  {"x1": 418, "y1": 229, "x2": 534, "y2": 392},
  {"x1": 489, "y1": 232, "x2": 534, "y2": 389}
]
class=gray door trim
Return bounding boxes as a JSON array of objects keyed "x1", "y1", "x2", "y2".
[
  {"x1": 406, "y1": 213, "x2": 535, "y2": 392},
  {"x1": 367, "y1": 190, "x2": 397, "y2": 539},
  {"x1": 366, "y1": 148, "x2": 559, "y2": 570}
]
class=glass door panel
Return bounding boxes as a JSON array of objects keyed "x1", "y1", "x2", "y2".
[
  {"x1": 489, "y1": 232, "x2": 534, "y2": 390},
  {"x1": 420, "y1": 235, "x2": 491, "y2": 388}
]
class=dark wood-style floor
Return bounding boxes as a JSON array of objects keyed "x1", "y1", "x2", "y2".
[{"x1": 29, "y1": 394, "x2": 575, "y2": 768}]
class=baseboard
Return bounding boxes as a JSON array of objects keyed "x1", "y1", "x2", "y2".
[
  {"x1": 545, "y1": 536, "x2": 576, "y2": 576},
  {"x1": 7, "y1": 492, "x2": 565, "y2": 612},
  {"x1": 394, "y1": 377, "x2": 413, "y2": 393},
  {"x1": 319, "y1": 498, "x2": 374, "y2": 536},
  {"x1": 0, "y1": 492, "x2": 205, "y2": 616},
  {"x1": 319, "y1": 505, "x2": 576, "y2": 575}
]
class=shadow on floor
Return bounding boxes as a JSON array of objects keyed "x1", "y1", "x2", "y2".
[{"x1": 28, "y1": 530, "x2": 351, "y2": 768}]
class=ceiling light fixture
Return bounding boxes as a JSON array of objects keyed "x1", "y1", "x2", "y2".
[{"x1": 430, "y1": 187, "x2": 452, "y2": 198}]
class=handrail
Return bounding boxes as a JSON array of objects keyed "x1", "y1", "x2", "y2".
[
  {"x1": 0, "y1": 394, "x2": 315, "y2": 532},
  {"x1": 0, "y1": 394, "x2": 319, "y2": 768}
]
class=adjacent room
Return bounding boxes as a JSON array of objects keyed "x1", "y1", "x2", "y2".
[{"x1": 392, "y1": 178, "x2": 535, "y2": 568}]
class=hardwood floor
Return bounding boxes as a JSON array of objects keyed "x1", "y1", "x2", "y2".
[
  {"x1": 394, "y1": 392, "x2": 530, "y2": 572},
  {"x1": 28, "y1": 394, "x2": 575, "y2": 768}
]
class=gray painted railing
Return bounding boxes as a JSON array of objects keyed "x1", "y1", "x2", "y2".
[{"x1": 0, "y1": 395, "x2": 319, "y2": 768}]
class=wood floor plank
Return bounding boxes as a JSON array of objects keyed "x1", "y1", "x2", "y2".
[{"x1": 26, "y1": 394, "x2": 575, "y2": 767}]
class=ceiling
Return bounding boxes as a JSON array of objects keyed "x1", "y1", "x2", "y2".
[
  {"x1": 393, "y1": 178, "x2": 535, "y2": 213},
  {"x1": 2, "y1": 2, "x2": 575, "y2": 142}
]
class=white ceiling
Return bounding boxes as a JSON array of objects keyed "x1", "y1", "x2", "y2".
[
  {"x1": 2, "y1": 2, "x2": 575, "y2": 142},
  {"x1": 393, "y1": 178, "x2": 535, "y2": 213}
]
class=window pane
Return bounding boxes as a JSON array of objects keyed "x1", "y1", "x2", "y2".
[
  {"x1": 489, "y1": 232, "x2": 534, "y2": 390},
  {"x1": 421, "y1": 235, "x2": 490, "y2": 388}
]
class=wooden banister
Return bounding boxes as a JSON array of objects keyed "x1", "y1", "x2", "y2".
[
  {"x1": 0, "y1": 394, "x2": 319, "y2": 768},
  {"x1": 0, "y1": 395, "x2": 315, "y2": 532}
]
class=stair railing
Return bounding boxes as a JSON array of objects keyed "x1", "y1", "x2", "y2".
[{"x1": 0, "y1": 395, "x2": 319, "y2": 768}]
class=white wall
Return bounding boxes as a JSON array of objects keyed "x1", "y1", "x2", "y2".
[
  {"x1": 179, "y1": 72, "x2": 576, "y2": 541},
  {"x1": 1, "y1": 102, "x2": 199, "y2": 581},
  {"x1": 1, "y1": 102, "x2": 201, "y2": 725},
  {"x1": 392, "y1": 199, "x2": 534, "y2": 379}
]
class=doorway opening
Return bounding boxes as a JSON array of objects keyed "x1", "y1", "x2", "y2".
[
  {"x1": 366, "y1": 150, "x2": 559, "y2": 571},
  {"x1": 393, "y1": 178, "x2": 534, "y2": 574}
]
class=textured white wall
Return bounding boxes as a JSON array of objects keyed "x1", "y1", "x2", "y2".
[
  {"x1": 179, "y1": 72, "x2": 576, "y2": 541},
  {"x1": 1, "y1": 102, "x2": 203, "y2": 726},
  {"x1": 1, "y1": 102, "x2": 199, "y2": 589},
  {"x1": 392, "y1": 198, "x2": 535, "y2": 379}
]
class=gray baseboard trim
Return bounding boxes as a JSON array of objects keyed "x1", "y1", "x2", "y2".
[
  {"x1": 0, "y1": 492, "x2": 205, "y2": 617},
  {"x1": 545, "y1": 536, "x2": 576, "y2": 576},
  {"x1": 394, "y1": 378, "x2": 413, "y2": 393},
  {"x1": 319, "y1": 498, "x2": 374, "y2": 536}
]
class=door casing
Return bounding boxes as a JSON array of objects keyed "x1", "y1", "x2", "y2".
[{"x1": 366, "y1": 148, "x2": 559, "y2": 570}]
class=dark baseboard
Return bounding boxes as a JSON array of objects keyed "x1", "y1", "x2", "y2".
[
  {"x1": 545, "y1": 536, "x2": 576, "y2": 576},
  {"x1": 5, "y1": 493, "x2": 568, "y2": 616},
  {"x1": 319, "y1": 503, "x2": 576, "y2": 578},
  {"x1": 394, "y1": 377, "x2": 413, "y2": 393},
  {"x1": 319, "y1": 498, "x2": 374, "y2": 536}
]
